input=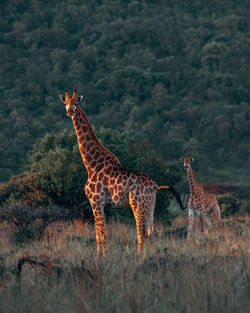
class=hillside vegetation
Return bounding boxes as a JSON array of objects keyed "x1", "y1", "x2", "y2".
[{"x1": 0, "y1": 0, "x2": 249, "y2": 193}]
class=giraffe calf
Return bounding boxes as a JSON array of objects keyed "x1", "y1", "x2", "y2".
[{"x1": 181, "y1": 156, "x2": 222, "y2": 239}]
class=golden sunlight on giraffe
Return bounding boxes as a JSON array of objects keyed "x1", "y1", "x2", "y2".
[
  {"x1": 180, "y1": 156, "x2": 222, "y2": 240},
  {"x1": 59, "y1": 90, "x2": 184, "y2": 256}
]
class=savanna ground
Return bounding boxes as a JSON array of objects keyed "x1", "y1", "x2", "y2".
[{"x1": 0, "y1": 212, "x2": 249, "y2": 313}]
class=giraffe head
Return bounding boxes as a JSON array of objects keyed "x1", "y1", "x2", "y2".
[
  {"x1": 180, "y1": 156, "x2": 194, "y2": 170},
  {"x1": 59, "y1": 90, "x2": 83, "y2": 117}
]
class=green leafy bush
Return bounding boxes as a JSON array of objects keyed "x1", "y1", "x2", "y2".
[
  {"x1": 0, "y1": 128, "x2": 182, "y2": 223},
  {"x1": 217, "y1": 193, "x2": 241, "y2": 216}
]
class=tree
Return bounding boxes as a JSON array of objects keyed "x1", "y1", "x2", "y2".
[{"x1": 1, "y1": 128, "x2": 182, "y2": 224}]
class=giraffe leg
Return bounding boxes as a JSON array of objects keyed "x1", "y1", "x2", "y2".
[
  {"x1": 213, "y1": 203, "x2": 222, "y2": 227},
  {"x1": 199, "y1": 214, "x2": 205, "y2": 233},
  {"x1": 91, "y1": 204, "x2": 107, "y2": 257},
  {"x1": 205, "y1": 213, "x2": 212, "y2": 232},
  {"x1": 136, "y1": 212, "x2": 146, "y2": 254},
  {"x1": 188, "y1": 207, "x2": 194, "y2": 240},
  {"x1": 129, "y1": 192, "x2": 147, "y2": 254},
  {"x1": 146, "y1": 193, "x2": 156, "y2": 244}
]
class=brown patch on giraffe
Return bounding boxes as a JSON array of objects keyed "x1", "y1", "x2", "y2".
[
  {"x1": 80, "y1": 146, "x2": 84, "y2": 154},
  {"x1": 118, "y1": 191, "x2": 124, "y2": 198},
  {"x1": 96, "y1": 182, "x2": 102, "y2": 193},
  {"x1": 118, "y1": 184, "x2": 124, "y2": 192},
  {"x1": 89, "y1": 183, "x2": 95, "y2": 192},
  {"x1": 81, "y1": 126, "x2": 88, "y2": 133},
  {"x1": 91, "y1": 174, "x2": 98, "y2": 183},
  {"x1": 85, "y1": 134, "x2": 91, "y2": 141},
  {"x1": 99, "y1": 157, "x2": 104, "y2": 163},
  {"x1": 117, "y1": 176, "x2": 123, "y2": 184},
  {"x1": 100, "y1": 191, "x2": 105, "y2": 198},
  {"x1": 78, "y1": 135, "x2": 84, "y2": 144},
  {"x1": 97, "y1": 172, "x2": 104, "y2": 181},
  {"x1": 86, "y1": 153, "x2": 92, "y2": 163},
  {"x1": 105, "y1": 166, "x2": 112, "y2": 175},
  {"x1": 94, "y1": 151, "x2": 100, "y2": 159},
  {"x1": 93, "y1": 194, "x2": 101, "y2": 202},
  {"x1": 89, "y1": 147, "x2": 96, "y2": 156}
]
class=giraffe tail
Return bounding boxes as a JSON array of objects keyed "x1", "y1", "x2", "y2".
[{"x1": 157, "y1": 185, "x2": 185, "y2": 210}]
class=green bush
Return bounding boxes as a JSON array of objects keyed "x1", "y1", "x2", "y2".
[
  {"x1": 217, "y1": 193, "x2": 241, "y2": 217},
  {"x1": 0, "y1": 128, "x2": 182, "y2": 224}
]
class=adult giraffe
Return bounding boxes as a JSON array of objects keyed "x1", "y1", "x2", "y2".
[
  {"x1": 60, "y1": 90, "x2": 183, "y2": 256},
  {"x1": 181, "y1": 156, "x2": 222, "y2": 239}
]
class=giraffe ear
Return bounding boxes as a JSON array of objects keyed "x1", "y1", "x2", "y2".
[
  {"x1": 59, "y1": 95, "x2": 65, "y2": 102},
  {"x1": 190, "y1": 157, "x2": 194, "y2": 163},
  {"x1": 77, "y1": 95, "x2": 83, "y2": 103},
  {"x1": 179, "y1": 157, "x2": 184, "y2": 162}
]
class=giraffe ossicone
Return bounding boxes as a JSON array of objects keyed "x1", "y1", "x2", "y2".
[
  {"x1": 60, "y1": 90, "x2": 183, "y2": 256},
  {"x1": 181, "y1": 155, "x2": 222, "y2": 240}
]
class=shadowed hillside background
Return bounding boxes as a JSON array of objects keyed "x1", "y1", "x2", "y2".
[{"x1": 0, "y1": 0, "x2": 249, "y2": 196}]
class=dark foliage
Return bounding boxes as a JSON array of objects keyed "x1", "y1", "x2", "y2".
[
  {"x1": 0, "y1": 129, "x2": 182, "y2": 224},
  {"x1": 217, "y1": 193, "x2": 241, "y2": 217},
  {"x1": 0, "y1": 0, "x2": 249, "y2": 197},
  {"x1": 0, "y1": 203, "x2": 82, "y2": 242}
]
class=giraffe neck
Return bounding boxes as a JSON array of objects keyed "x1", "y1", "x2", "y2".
[
  {"x1": 72, "y1": 106, "x2": 121, "y2": 175},
  {"x1": 187, "y1": 166, "x2": 200, "y2": 195}
]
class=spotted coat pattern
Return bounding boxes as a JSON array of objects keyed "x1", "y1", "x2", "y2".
[
  {"x1": 182, "y1": 156, "x2": 222, "y2": 239},
  {"x1": 60, "y1": 91, "x2": 160, "y2": 256}
]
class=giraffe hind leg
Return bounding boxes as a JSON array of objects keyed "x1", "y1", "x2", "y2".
[
  {"x1": 199, "y1": 214, "x2": 205, "y2": 233},
  {"x1": 205, "y1": 213, "x2": 213, "y2": 232},
  {"x1": 129, "y1": 192, "x2": 147, "y2": 254},
  {"x1": 146, "y1": 193, "x2": 156, "y2": 244}
]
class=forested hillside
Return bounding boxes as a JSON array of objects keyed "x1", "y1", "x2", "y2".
[{"x1": 0, "y1": 0, "x2": 249, "y2": 192}]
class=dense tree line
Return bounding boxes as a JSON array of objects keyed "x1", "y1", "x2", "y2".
[{"x1": 0, "y1": 0, "x2": 249, "y2": 196}]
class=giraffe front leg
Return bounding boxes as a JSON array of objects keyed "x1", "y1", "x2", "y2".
[
  {"x1": 199, "y1": 214, "x2": 205, "y2": 233},
  {"x1": 92, "y1": 204, "x2": 107, "y2": 257},
  {"x1": 188, "y1": 207, "x2": 194, "y2": 240}
]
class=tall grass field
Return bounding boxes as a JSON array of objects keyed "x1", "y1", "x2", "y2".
[{"x1": 0, "y1": 215, "x2": 249, "y2": 313}]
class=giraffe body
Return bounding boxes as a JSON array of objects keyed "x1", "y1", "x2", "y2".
[
  {"x1": 60, "y1": 91, "x2": 172, "y2": 256},
  {"x1": 181, "y1": 156, "x2": 222, "y2": 239}
]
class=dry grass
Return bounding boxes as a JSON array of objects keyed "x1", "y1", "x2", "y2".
[{"x1": 0, "y1": 215, "x2": 249, "y2": 313}]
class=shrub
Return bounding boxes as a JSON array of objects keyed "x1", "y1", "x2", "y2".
[
  {"x1": 217, "y1": 193, "x2": 241, "y2": 217},
  {"x1": 0, "y1": 204, "x2": 82, "y2": 242},
  {"x1": 0, "y1": 128, "x2": 182, "y2": 224}
]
